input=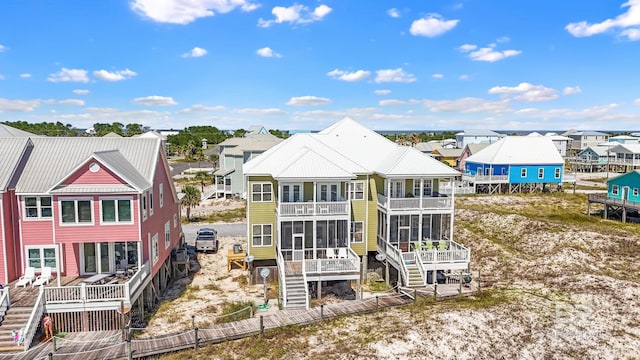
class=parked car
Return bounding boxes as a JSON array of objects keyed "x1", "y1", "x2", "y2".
[{"x1": 195, "y1": 227, "x2": 219, "y2": 253}]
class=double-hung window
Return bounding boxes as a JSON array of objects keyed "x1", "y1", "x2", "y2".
[
  {"x1": 152, "y1": 234, "x2": 159, "y2": 264},
  {"x1": 252, "y1": 183, "x2": 272, "y2": 202},
  {"x1": 165, "y1": 221, "x2": 171, "y2": 248},
  {"x1": 101, "y1": 198, "x2": 132, "y2": 223},
  {"x1": 538, "y1": 168, "x2": 544, "y2": 179},
  {"x1": 159, "y1": 183, "x2": 164, "y2": 208},
  {"x1": 612, "y1": 185, "x2": 619, "y2": 196},
  {"x1": 61, "y1": 199, "x2": 92, "y2": 224},
  {"x1": 27, "y1": 246, "x2": 57, "y2": 270},
  {"x1": 521, "y1": 169, "x2": 527, "y2": 178},
  {"x1": 149, "y1": 188, "x2": 154, "y2": 216},
  {"x1": 252, "y1": 224, "x2": 272, "y2": 246},
  {"x1": 24, "y1": 196, "x2": 52, "y2": 219},
  {"x1": 555, "y1": 168, "x2": 561, "y2": 179},
  {"x1": 351, "y1": 221, "x2": 364, "y2": 243},
  {"x1": 348, "y1": 182, "x2": 364, "y2": 200}
]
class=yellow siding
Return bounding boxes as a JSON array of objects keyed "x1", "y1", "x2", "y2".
[
  {"x1": 247, "y1": 176, "x2": 277, "y2": 260},
  {"x1": 304, "y1": 182, "x2": 313, "y2": 201}
]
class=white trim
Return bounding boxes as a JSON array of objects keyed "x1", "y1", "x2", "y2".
[
  {"x1": 538, "y1": 168, "x2": 544, "y2": 179},
  {"x1": 251, "y1": 182, "x2": 273, "y2": 202},
  {"x1": 164, "y1": 221, "x2": 171, "y2": 249},
  {"x1": 58, "y1": 197, "x2": 94, "y2": 226},
  {"x1": 351, "y1": 221, "x2": 364, "y2": 243},
  {"x1": 142, "y1": 192, "x2": 148, "y2": 221},
  {"x1": 149, "y1": 188, "x2": 154, "y2": 216},
  {"x1": 159, "y1": 183, "x2": 164, "y2": 208},
  {"x1": 348, "y1": 181, "x2": 365, "y2": 200},
  {"x1": 98, "y1": 196, "x2": 134, "y2": 225},
  {"x1": 251, "y1": 224, "x2": 272, "y2": 247},
  {"x1": 521, "y1": 168, "x2": 527, "y2": 178},
  {"x1": 25, "y1": 245, "x2": 59, "y2": 272},
  {"x1": 152, "y1": 233, "x2": 159, "y2": 265},
  {"x1": 0, "y1": 193, "x2": 7, "y2": 284},
  {"x1": 22, "y1": 195, "x2": 53, "y2": 221}
]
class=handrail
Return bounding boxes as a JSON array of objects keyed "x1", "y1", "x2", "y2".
[
  {"x1": 276, "y1": 250, "x2": 287, "y2": 308},
  {"x1": 386, "y1": 245, "x2": 409, "y2": 287},
  {"x1": 0, "y1": 288, "x2": 9, "y2": 317},
  {"x1": 22, "y1": 287, "x2": 45, "y2": 350},
  {"x1": 301, "y1": 257, "x2": 309, "y2": 310}
]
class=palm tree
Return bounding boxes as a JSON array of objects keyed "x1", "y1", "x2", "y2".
[{"x1": 181, "y1": 185, "x2": 201, "y2": 221}]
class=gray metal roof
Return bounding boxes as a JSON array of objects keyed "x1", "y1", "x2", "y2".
[
  {"x1": 0, "y1": 138, "x2": 32, "y2": 191},
  {"x1": 90, "y1": 150, "x2": 152, "y2": 191},
  {"x1": 0, "y1": 124, "x2": 38, "y2": 138},
  {"x1": 50, "y1": 184, "x2": 137, "y2": 193},
  {"x1": 15, "y1": 137, "x2": 160, "y2": 194}
]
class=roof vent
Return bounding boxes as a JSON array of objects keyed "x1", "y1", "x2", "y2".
[{"x1": 89, "y1": 162, "x2": 100, "y2": 173}]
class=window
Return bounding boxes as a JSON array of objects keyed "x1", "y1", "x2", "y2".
[
  {"x1": 159, "y1": 183, "x2": 164, "y2": 208},
  {"x1": 165, "y1": 221, "x2": 171, "y2": 248},
  {"x1": 142, "y1": 193, "x2": 148, "y2": 221},
  {"x1": 351, "y1": 221, "x2": 364, "y2": 243},
  {"x1": 612, "y1": 185, "x2": 619, "y2": 195},
  {"x1": 24, "y1": 196, "x2": 52, "y2": 219},
  {"x1": 349, "y1": 181, "x2": 364, "y2": 200},
  {"x1": 252, "y1": 224, "x2": 272, "y2": 246},
  {"x1": 252, "y1": 183, "x2": 272, "y2": 202},
  {"x1": 101, "y1": 198, "x2": 132, "y2": 223},
  {"x1": 413, "y1": 180, "x2": 432, "y2": 197},
  {"x1": 152, "y1": 234, "x2": 159, "y2": 264},
  {"x1": 149, "y1": 189, "x2": 154, "y2": 216},
  {"x1": 634, "y1": 188, "x2": 639, "y2": 197},
  {"x1": 555, "y1": 168, "x2": 561, "y2": 179},
  {"x1": 27, "y1": 246, "x2": 57, "y2": 269},
  {"x1": 538, "y1": 168, "x2": 544, "y2": 179},
  {"x1": 521, "y1": 168, "x2": 527, "y2": 178},
  {"x1": 318, "y1": 183, "x2": 339, "y2": 201},
  {"x1": 282, "y1": 184, "x2": 302, "y2": 202},
  {"x1": 61, "y1": 199, "x2": 92, "y2": 224},
  {"x1": 173, "y1": 213, "x2": 178, "y2": 228}
]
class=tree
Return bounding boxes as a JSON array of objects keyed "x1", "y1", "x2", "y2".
[
  {"x1": 125, "y1": 123, "x2": 144, "y2": 137},
  {"x1": 233, "y1": 128, "x2": 247, "y2": 137},
  {"x1": 181, "y1": 185, "x2": 201, "y2": 221},
  {"x1": 3, "y1": 121, "x2": 77, "y2": 136},
  {"x1": 269, "y1": 129, "x2": 290, "y2": 139}
]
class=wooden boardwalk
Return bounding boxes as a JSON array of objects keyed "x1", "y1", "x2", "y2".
[{"x1": 0, "y1": 293, "x2": 411, "y2": 360}]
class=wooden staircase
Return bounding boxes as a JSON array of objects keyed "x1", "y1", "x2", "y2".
[
  {"x1": 0, "y1": 306, "x2": 33, "y2": 351},
  {"x1": 404, "y1": 260, "x2": 425, "y2": 287},
  {"x1": 284, "y1": 273, "x2": 308, "y2": 310}
]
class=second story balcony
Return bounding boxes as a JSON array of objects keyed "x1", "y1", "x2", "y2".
[
  {"x1": 278, "y1": 201, "x2": 350, "y2": 217},
  {"x1": 377, "y1": 193, "x2": 452, "y2": 211}
]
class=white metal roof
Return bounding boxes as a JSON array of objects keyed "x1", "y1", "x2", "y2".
[
  {"x1": 466, "y1": 136, "x2": 564, "y2": 165},
  {"x1": 610, "y1": 143, "x2": 640, "y2": 154},
  {"x1": 0, "y1": 124, "x2": 38, "y2": 138},
  {"x1": 245, "y1": 117, "x2": 459, "y2": 179}
]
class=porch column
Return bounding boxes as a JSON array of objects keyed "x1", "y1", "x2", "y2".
[
  {"x1": 57, "y1": 243, "x2": 62, "y2": 287},
  {"x1": 138, "y1": 241, "x2": 143, "y2": 268},
  {"x1": 317, "y1": 281, "x2": 321, "y2": 299},
  {"x1": 418, "y1": 179, "x2": 423, "y2": 242},
  {"x1": 450, "y1": 177, "x2": 455, "y2": 241}
]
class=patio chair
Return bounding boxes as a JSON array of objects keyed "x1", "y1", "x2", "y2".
[
  {"x1": 438, "y1": 240, "x2": 447, "y2": 251},
  {"x1": 32, "y1": 267, "x2": 53, "y2": 287},
  {"x1": 337, "y1": 248, "x2": 347, "y2": 259},
  {"x1": 15, "y1": 267, "x2": 36, "y2": 288},
  {"x1": 326, "y1": 248, "x2": 336, "y2": 259},
  {"x1": 424, "y1": 241, "x2": 434, "y2": 250}
]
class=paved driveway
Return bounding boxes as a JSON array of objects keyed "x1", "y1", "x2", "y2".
[{"x1": 182, "y1": 222, "x2": 246, "y2": 245}]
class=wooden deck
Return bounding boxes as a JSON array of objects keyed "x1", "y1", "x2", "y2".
[{"x1": 1, "y1": 294, "x2": 411, "y2": 359}]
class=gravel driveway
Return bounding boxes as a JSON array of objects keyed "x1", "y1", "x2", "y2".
[{"x1": 182, "y1": 222, "x2": 246, "y2": 246}]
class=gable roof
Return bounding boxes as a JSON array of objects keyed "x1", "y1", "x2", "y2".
[
  {"x1": 578, "y1": 146, "x2": 611, "y2": 157},
  {"x1": 433, "y1": 148, "x2": 463, "y2": 157},
  {"x1": 457, "y1": 129, "x2": 500, "y2": 137},
  {"x1": 607, "y1": 170, "x2": 640, "y2": 184},
  {"x1": 465, "y1": 143, "x2": 490, "y2": 155},
  {"x1": 466, "y1": 136, "x2": 564, "y2": 165},
  {"x1": 0, "y1": 124, "x2": 38, "y2": 138},
  {"x1": 609, "y1": 144, "x2": 640, "y2": 154},
  {"x1": 15, "y1": 137, "x2": 160, "y2": 193},
  {"x1": 0, "y1": 138, "x2": 32, "y2": 191},
  {"x1": 225, "y1": 133, "x2": 283, "y2": 156},
  {"x1": 245, "y1": 117, "x2": 459, "y2": 179}
]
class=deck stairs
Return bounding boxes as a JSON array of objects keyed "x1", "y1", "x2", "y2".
[
  {"x1": 284, "y1": 272, "x2": 308, "y2": 310},
  {"x1": 403, "y1": 259, "x2": 425, "y2": 287},
  {"x1": 0, "y1": 306, "x2": 34, "y2": 351}
]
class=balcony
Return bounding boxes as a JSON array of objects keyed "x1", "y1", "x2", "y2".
[
  {"x1": 278, "y1": 201, "x2": 350, "y2": 217},
  {"x1": 377, "y1": 194, "x2": 452, "y2": 211},
  {"x1": 461, "y1": 173, "x2": 509, "y2": 184}
]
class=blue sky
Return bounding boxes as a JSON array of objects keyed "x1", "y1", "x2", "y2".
[{"x1": 1, "y1": 1, "x2": 640, "y2": 132}]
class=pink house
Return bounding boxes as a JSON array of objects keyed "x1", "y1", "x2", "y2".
[{"x1": 0, "y1": 133, "x2": 183, "y2": 343}]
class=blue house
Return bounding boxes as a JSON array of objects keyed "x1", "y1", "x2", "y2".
[
  {"x1": 587, "y1": 170, "x2": 640, "y2": 223},
  {"x1": 462, "y1": 136, "x2": 565, "y2": 194}
]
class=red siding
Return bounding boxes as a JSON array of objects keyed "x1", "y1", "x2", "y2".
[
  {"x1": 53, "y1": 195, "x2": 139, "y2": 244},
  {"x1": 63, "y1": 161, "x2": 126, "y2": 186},
  {"x1": 142, "y1": 150, "x2": 181, "y2": 276},
  {"x1": 2, "y1": 191, "x2": 20, "y2": 283}
]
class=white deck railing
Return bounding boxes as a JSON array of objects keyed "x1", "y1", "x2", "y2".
[
  {"x1": 44, "y1": 261, "x2": 150, "y2": 306},
  {"x1": 377, "y1": 194, "x2": 452, "y2": 210},
  {"x1": 416, "y1": 240, "x2": 470, "y2": 263},
  {"x1": 22, "y1": 287, "x2": 45, "y2": 350},
  {"x1": 278, "y1": 201, "x2": 349, "y2": 217},
  {"x1": 461, "y1": 174, "x2": 509, "y2": 183},
  {"x1": 276, "y1": 250, "x2": 287, "y2": 307},
  {"x1": 303, "y1": 248, "x2": 360, "y2": 274}
]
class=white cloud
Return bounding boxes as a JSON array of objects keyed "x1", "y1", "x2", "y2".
[
  {"x1": 93, "y1": 69, "x2": 137, "y2": 82},
  {"x1": 459, "y1": 43, "x2": 522, "y2": 62},
  {"x1": 327, "y1": 69, "x2": 371, "y2": 82},
  {"x1": 0, "y1": 74, "x2": 4, "y2": 80},
  {"x1": 58, "y1": 99, "x2": 85, "y2": 106},
  {"x1": 0, "y1": 44, "x2": 5, "y2": 52},
  {"x1": 634, "y1": 98, "x2": 640, "y2": 105},
  {"x1": 563, "y1": 86, "x2": 582, "y2": 95},
  {"x1": 286, "y1": 96, "x2": 332, "y2": 106},
  {"x1": 182, "y1": 47, "x2": 208, "y2": 58},
  {"x1": 459, "y1": 74, "x2": 469, "y2": 80},
  {"x1": 73, "y1": 89, "x2": 90, "y2": 95},
  {"x1": 234, "y1": 108, "x2": 285, "y2": 115},
  {"x1": 258, "y1": 4, "x2": 332, "y2": 28},
  {"x1": 130, "y1": 0, "x2": 259, "y2": 25},
  {"x1": 489, "y1": 82, "x2": 559, "y2": 102},
  {"x1": 47, "y1": 68, "x2": 89, "y2": 83},
  {"x1": 256, "y1": 47, "x2": 282, "y2": 58},
  {"x1": 20, "y1": 73, "x2": 31, "y2": 79},
  {"x1": 132, "y1": 96, "x2": 177, "y2": 106},
  {"x1": 423, "y1": 97, "x2": 512, "y2": 113},
  {"x1": 566, "y1": 0, "x2": 640, "y2": 40},
  {"x1": 374, "y1": 90, "x2": 391, "y2": 95},
  {"x1": 0, "y1": 98, "x2": 40, "y2": 112},
  {"x1": 387, "y1": 8, "x2": 400, "y2": 18},
  {"x1": 410, "y1": 14, "x2": 459, "y2": 37},
  {"x1": 179, "y1": 104, "x2": 225, "y2": 113},
  {"x1": 375, "y1": 68, "x2": 416, "y2": 83},
  {"x1": 379, "y1": 99, "x2": 407, "y2": 106},
  {"x1": 496, "y1": 36, "x2": 510, "y2": 43},
  {"x1": 432, "y1": 73, "x2": 444, "y2": 79}
]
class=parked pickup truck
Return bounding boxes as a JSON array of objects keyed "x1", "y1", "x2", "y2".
[{"x1": 195, "y1": 227, "x2": 219, "y2": 253}]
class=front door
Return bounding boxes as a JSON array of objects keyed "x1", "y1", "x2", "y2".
[
  {"x1": 293, "y1": 234, "x2": 304, "y2": 261},
  {"x1": 622, "y1": 187, "x2": 629, "y2": 201}
]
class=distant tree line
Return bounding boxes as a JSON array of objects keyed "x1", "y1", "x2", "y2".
[
  {"x1": 3, "y1": 121, "x2": 78, "y2": 136},
  {"x1": 383, "y1": 131, "x2": 458, "y2": 146}
]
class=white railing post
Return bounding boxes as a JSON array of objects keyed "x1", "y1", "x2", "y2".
[{"x1": 81, "y1": 283, "x2": 87, "y2": 301}]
